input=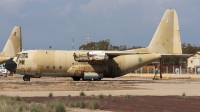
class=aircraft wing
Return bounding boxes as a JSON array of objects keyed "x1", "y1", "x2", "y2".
[
  {"x1": 74, "y1": 50, "x2": 191, "y2": 62},
  {"x1": 105, "y1": 51, "x2": 149, "y2": 58},
  {"x1": 106, "y1": 51, "x2": 148, "y2": 55},
  {"x1": 73, "y1": 50, "x2": 149, "y2": 62}
]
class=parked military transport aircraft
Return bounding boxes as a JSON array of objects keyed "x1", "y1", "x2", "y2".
[
  {"x1": 5, "y1": 9, "x2": 184, "y2": 81},
  {"x1": 0, "y1": 26, "x2": 22, "y2": 65}
]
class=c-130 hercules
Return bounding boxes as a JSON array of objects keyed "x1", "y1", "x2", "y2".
[{"x1": 5, "y1": 9, "x2": 185, "y2": 81}]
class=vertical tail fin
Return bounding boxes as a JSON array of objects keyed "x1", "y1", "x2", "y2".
[
  {"x1": 147, "y1": 9, "x2": 182, "y2": 54},
  {"x1": 130, "y1": 9, "x2": 182, "y2": 54},
  {"x1": 0, "y1": 26, "x2": 22, "y2": 64}
]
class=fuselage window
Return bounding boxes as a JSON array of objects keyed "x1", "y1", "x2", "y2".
[
  {"x1": 46, "y1": 66, "x2": 49, "y2": 69},
  {"x1": 59, "y1": 66, "x2": 62, "y2": 69},
  {"x1": 53, "y1": 66, "x2": 55, "y2": 69}
]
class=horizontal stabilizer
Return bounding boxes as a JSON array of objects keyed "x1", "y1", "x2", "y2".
[{"x1": 161, "y1": 54, "x2": 192, "y2": 58}]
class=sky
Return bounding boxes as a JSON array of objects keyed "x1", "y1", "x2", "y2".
[{"x1": 0, "y1": 0, "x2": 200, "y2": 50}]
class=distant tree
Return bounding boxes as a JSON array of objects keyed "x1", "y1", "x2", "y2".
[
  {"x1": 79, "y1": 42, "x2": 96, "y2": 50},
  {"x1": 127, "y1": 46, "x2": 143, "y2": 50},
  {"x1": 119, "y1": 45, "x2": 127, "y2": 51},
  {"x1": 96, "y1": 39, "x2": 110, "y2": 50},
  {"x1": 79, "y1": 39, "x2": 111, "y2": 50},
  {"x1": 182, "y1": 43, "x2": 197, "y2": 54},
  {"x1": 111, "y1": 45, "x2": 120, "y2": 50}
]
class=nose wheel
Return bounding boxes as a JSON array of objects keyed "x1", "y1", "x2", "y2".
[
  {"x1": 23, "y1": 75, "x2": 30, "y2": 81},
  {"x1": 72, "y1": 77, "x2": 81, "y2": 81}
]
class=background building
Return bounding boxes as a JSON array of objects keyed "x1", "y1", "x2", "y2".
[{"x1": 187, "y1": 52, "x2": 200, "y2": 74}]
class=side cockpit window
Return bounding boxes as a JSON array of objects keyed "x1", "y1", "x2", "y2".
[
  {"x1": 16, "y1": 54, "x2": 20, "y2": 62},
  {"x1": 16, "y1": 54, "x2": 19, "y2": 57},
  {"x1": 19, "y1": 60, "x2": 25, "y2": 65},
  {"x1": 19, "y1": 53, "x2": 28, "y2": 58},
  {"x1": 16, "y1": 53, "x2": 28, "y2": 63},
  {"x1": 19, "y1": 54, "x2": 23, "y2": 58},
  {"x1": 25, "y1": 53, "x2": 28, "y2": 58}
]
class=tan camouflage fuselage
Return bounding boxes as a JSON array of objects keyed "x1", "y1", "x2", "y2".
[{"x1": 14, "y1": 50, "x2": 161, "y2": 78}]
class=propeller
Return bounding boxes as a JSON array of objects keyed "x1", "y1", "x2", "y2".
[{"x1": 5, "y1": 60, "x2": 17, "y2": 73}]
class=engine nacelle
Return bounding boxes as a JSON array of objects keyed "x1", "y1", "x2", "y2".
[
  {"x1": 73, "y1": 51, "x2": 109, "y2": 62},
  {"x1": 88, "y1": 51, "x2": 109, "y2": 61},
  {"x1": 73, "y1": 52, "x2": 89, "y2": 62}
]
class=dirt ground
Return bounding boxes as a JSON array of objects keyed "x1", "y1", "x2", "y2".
[
  {"x1": 0, "y1": 76, "x2": 139, "y2": 91},
  {"x1": 22, "y1": 96, "x2": 200, "y2": 112},
  {"x1": 1, "y1": 75, "x2": 200, "y2": 112}
]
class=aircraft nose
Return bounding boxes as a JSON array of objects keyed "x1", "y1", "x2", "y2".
[{"x1": 5, "y1": 60, "x2": 17, "y2": 73}]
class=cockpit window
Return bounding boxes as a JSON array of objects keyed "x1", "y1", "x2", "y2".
[
  {"x1": 16, "y1": 54, "x2": 20, "y2": 62},
  {"x1": 19, "y1": 54, "x2": 23, "y2": 58},
  {"x1": 25, "y1": 53, "x2": 28, "y2": 58},
  {"x1": 16, "y1": 53, "x2": 28, "y2": 62},
  {"x1": 19, "y1": 53, "x2": 28, "y2": 58}
]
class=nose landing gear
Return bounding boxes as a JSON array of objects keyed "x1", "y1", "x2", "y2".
[
  {"x1": 72, "y1": 77, "x2": 81, "y2": 81},
  {"x1": 23, "y1": 75, "x2": 30, "y2": 81}
]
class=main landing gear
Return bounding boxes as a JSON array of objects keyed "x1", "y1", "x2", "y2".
[
  {"x1": 72, "y1": 77, "x2": 81, "y2": 81},
  {"x1": 72, "y1": 77, "x2": 101, "y2": 81}
]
